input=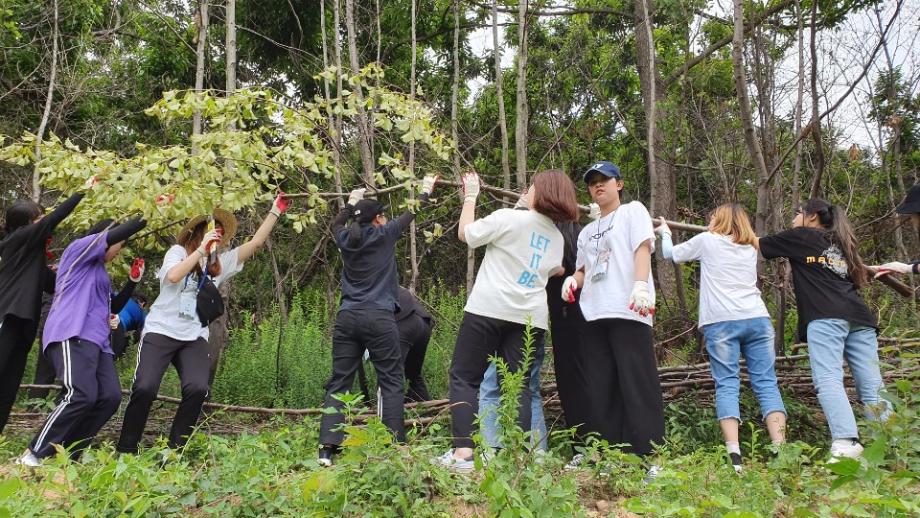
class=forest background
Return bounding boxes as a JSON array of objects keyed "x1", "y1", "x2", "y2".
[{"x1": 1, "y1": 0, "x2": 920, "y2": 515}]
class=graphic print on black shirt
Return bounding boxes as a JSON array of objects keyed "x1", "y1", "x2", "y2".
[{"x1": 759, "y1": 227, "x2": 877, "y2": 341}]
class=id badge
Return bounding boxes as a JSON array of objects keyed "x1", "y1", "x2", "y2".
[
  {"x1": 591, "y1": 250, "x2": 611, "y2": 282},
  {"x1": 178, "y1": 291, "x2": 198, "y2": 320}
]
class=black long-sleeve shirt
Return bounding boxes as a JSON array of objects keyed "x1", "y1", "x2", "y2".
[
  {"x1": 0, "y1": 192, "x2": 84, "y2": 322},
  {"x1": 333, "y1": 194, "x2": 428, "y2": 312}
]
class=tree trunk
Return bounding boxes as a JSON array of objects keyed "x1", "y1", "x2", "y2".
[
  {"x1": 808, "y1": 0, "x2": 825, "y2": 198},
  {"x1": 225, "y1": 0, "x2": 236, "y2": 97},
  {"x1": 207, "y1": 0, "x2": 239, "y2": 374},
  {"x1": 344, "y1": 0, "x2": 376, "y2": 185},
  {"x1": 32, "y1": 0, "x2": 59, "y2": 203},
  {"x1": 452, "y1": 0, "x2": 475, "y2": 294},
  {"x1": 321, "y1": 0, "x2": 345, "y2": 209},
  {"x1": 514, "y1": 0, "x2": 529, "y2": 188},
  {"x1": 493, "y1": 0, "x2": 511, "y2": 192},
  {"x1": 408, "y1": 0, "x2": 420, "y2": 291},
  {"x1": 192, "y1": 0, "x2": 209, "y2": 139},
  {"x1": 207, "y1": 281, "x2": 231, "y2": 386},
  {"x1": 732, "y1": 0, "x2": 771, "y2": 235},
  {"x1": 875, "y1": 6, "x2": 909, "y2": 259},
  {"x1": 634, "y1": 0, "x2": 677, "y2": 303},
  {"x1": 791, "y1": 0, "x2": 805, "y2": 205}
]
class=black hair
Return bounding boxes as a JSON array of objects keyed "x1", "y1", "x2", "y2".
[
  {"x1": 2, "y1": 199, "x2": 43, "y2": 237},
  {"x1": 346, "y1": 220, "x2": 368, "y2": 248},
  {"x1": 799, "y1": 198, "x2": 867, "y2": 288}
]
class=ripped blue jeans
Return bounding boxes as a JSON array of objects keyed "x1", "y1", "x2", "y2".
[{"x1": 701, "y1": 317, "x2": 786, "y2": 423}]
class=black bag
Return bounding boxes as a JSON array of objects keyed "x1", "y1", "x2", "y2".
[{"x1": 196, "y1": 274, "x2": 225, "y2": 326}]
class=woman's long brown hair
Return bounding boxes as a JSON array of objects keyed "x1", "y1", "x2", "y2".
[
  {"x1": 532, "y1": 170, "x2": 579, "y2": 223},
  {"x1": 180, "y1": 221, "x2": 222, "y2": 277}
]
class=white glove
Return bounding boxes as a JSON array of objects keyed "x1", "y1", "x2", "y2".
[
  {"x1": 83, "y1": 175, "x2": 100, "y2": 191},
  {"x1": 588, "y1": 203, "x2": 600, "y2": 221},
  {"x1": 561, "y1": 276, "x2": 578, "y2": 303},
  {"x1": 196, "y1": 229, "x2": 222, "y2": 256},
  {"x1": 873, "y1": 261, "x2": 913, "y2": 277},
  {"x1": 654, "y1": 218, "x2": 671, "y2": 236},
  {"x1": 461, "y1": 171, "x2": 480, "y2": 202},
  {"x1": 628, "y1": 280, "x2": 655, "y2": 316},
  {"x1": 347, "y1": 188, "x2": 366, "y2": 206},
  {"x1": 421, "y1": 175, "x2": 439, "y2": 196},
  {"x1": 109, "y1": 314, "x2": 120, "y2": 330}
]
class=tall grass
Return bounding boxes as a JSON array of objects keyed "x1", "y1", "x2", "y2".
[{"x1": 210, "y1": 283, "x2": 467, "y2": 408}]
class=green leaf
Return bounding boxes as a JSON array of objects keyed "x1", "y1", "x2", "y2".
[
  {"x1": 0, "y1": 478, "x2": 22, "y2": 499},
  {"x1": 826, "y1": 457, "x2": 860, "y2": 476},
  {"x1": 862, "y1": 436, "x2": 887, "y2": 465}
]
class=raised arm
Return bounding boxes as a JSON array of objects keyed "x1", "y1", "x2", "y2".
[
  {"x1": 106, "y1": 218, "x2": 147, "y2": 246},
  {"x1": 236, "y1": 194, "x2": 290, "y2": 263},
  {"x1": 457, "y1": 172, "x2": 480, "y2": 243},
  {"x1": 111, "y1": 279, "x2": 138, "y2": 314}
]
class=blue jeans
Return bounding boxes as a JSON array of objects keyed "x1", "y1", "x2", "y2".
[
  {"x1": 701, "y1": 317, "x2": 786, "y2": 423},
  {"x1": 478, "y1": 339, "x2": 547, "y2": 451},
  {"x1": 807, "y1": 319, "x2": 891, "y2": 440}
]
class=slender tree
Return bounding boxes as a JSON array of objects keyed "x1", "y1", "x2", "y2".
[
  {"x1": 493, "y1": 0, "x2": 511, "y2": 191},
  {"x1": 32, "y1": 0, "x2": 59, "y2": 202}
]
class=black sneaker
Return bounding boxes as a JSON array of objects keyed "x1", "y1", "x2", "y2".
[
  {"x1": 318, "y1": 445, "x2": 339, "y2": 467},
  {"x1": 729, "y1": 452, "x2": 742, "y2": 474}
]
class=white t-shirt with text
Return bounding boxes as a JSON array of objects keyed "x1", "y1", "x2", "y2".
[
  {"x1": 143, "y1": 245, "x2": 244, "y2": 342},
  {"x1": 671, "y1": 232, "x2": 769, "y2": 327},
  {"x1": 576, "y1": 201, "x2": 656, "y2": 326},
  {"x1": 463, "y1": 209, "x2": 564, "y2": 330}
]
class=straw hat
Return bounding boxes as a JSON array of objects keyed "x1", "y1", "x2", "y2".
[{"x1": 177, "y1": 208, "x2": 238, "y2": 248}]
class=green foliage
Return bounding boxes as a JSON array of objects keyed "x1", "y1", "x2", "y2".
[
  {"x1": 0, "y1": 65, "x2": 453, "y2": 239},
  {"x1": 209, "y1": 284, "x2": 465, "y2": 408},
  {"x1": 3, "y1": 357, "x2": 920, "y2": 515},
  {"x1": 476, "y1": 323, "x2": 583, "y2": 518}
]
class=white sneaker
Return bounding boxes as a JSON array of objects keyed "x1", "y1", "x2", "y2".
[
  {"x1": 15, "y1": 449, "x2": 42, "y2": 468},
  {"x1": 643, "y1": 464, "x2": 662, "y2": 484},
  {"x1": 433, "y1": 449, "x2": 474, "y2": 473},
  {"x1": 564, "y1": 453, "x2": 586, "y2": 471},
  {"x1": 829, "y1": 439, "x2": 863, "y2": 463}
]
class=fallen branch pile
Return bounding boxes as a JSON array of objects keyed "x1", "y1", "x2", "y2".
[{"x1": 16, "y1": 339, "x2": 918, "y2": 430}]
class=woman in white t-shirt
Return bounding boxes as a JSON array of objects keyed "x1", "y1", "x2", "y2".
[
  {"x1": 436, "y1": 169, "x2": 578, "y2": 472},
  {"x1": 116, "y1": 196, "x2": 289, "y2": 454},
  {"x1": 656, "y1": 203, "x2": 786, "y2": 474},
  {"x1": 560, "y1": 161, "x2": 664, "y2": 469}
]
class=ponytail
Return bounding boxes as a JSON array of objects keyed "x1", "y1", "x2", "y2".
[
  {"x1": 800, "y1": 199, "x2": 867, "y2": 288},
  {"x1": 346, "y1": 221, "x2": 365, "y2": 248}
]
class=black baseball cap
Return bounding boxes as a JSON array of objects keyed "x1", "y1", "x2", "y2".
[
  {"x1": 896, "y1": 184, "x2": 920, "y2": 215},
  {"x1": 353, "y1": 199, "x2": 388, "y2": 224},
  {"x1": 583, "y1": 161, "x2": 622, "y2": 183}
]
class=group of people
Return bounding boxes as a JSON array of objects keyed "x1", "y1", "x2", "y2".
[
  {"x1": 317, "y1": 160, "x2": 907, "y2": 477},
  {"x1": 0, "y1": 179, "x2": 291, "y2": 466},
  {"x1": 1, "y1": 165, "x2": 914, "y2": 474}
]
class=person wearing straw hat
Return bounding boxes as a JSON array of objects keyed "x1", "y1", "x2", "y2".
[
  {"x1": 116, "y1": 194, "x2": 290, "y2": 455},
  {"x1": 873, "y1": 184, "x2": 920, "y2": 277},
  {"x1": 16, "y1": 216, "x2": 147, "y2": 467}
]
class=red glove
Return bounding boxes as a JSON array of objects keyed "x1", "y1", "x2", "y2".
[
  {"x1": 130, "y1": 257, "x2": 145, "y2": 282},
  {"x1": 273, "y1": 192, "x2": 290, "y2": 214},
  {"x1": 45, "y1": 237, "x2": 54, "y2": 261},
  {"x1": 156, "y1": 193, "x2": 176, "y2": 205}
]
